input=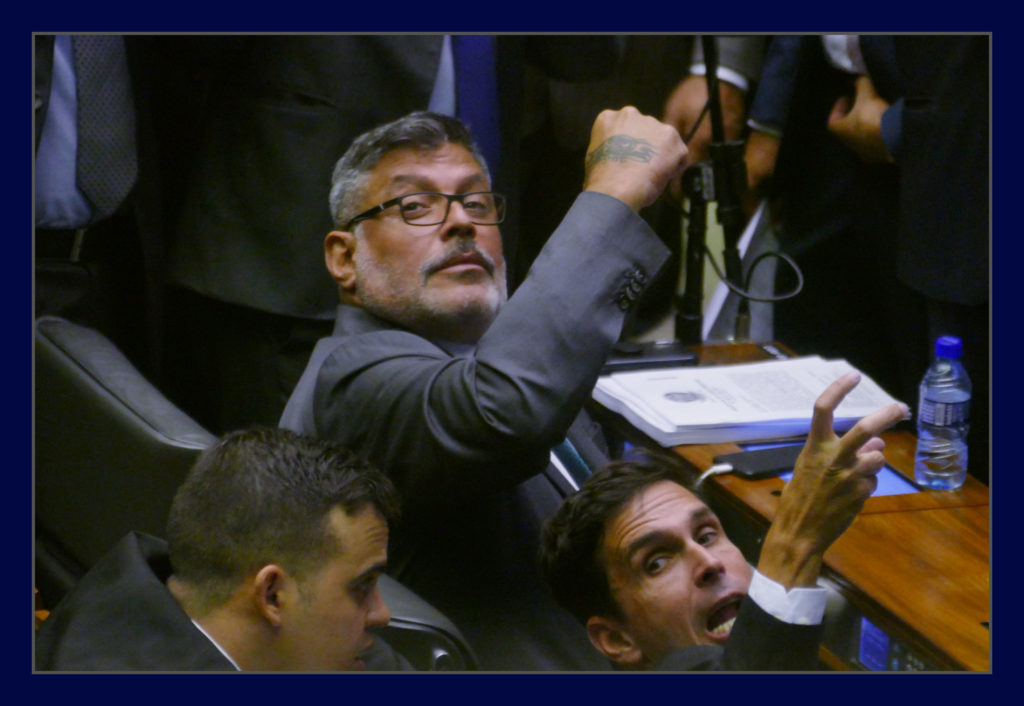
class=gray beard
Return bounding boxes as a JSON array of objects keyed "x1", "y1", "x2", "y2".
[
  {"x1": 354, "y1": 255, "x2": 507, "y2": 345},
  {"x1": 377, "y1": 290, "x2": 504, "y2": 344}
]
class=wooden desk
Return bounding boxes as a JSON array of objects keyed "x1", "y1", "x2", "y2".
[{"x1": 593, "y1": 341, "x2": 990, "y2": 671}]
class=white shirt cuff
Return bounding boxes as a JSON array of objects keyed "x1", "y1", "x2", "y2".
[
  {"x1": 746, "y1": 118, "x2": 783, "y2": 138},
  {"x1": 689, "y1": 64, "x2": 750, "y2": 93},
  {"x1": 748, "y1": 570, "x2": 827, "y2": 626}
]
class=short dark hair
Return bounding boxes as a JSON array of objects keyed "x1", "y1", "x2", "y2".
[
  {"x1": 166, "y1": 427, "x2": 399, "y2": 611},
  {"x1": 328, "y1": 110, "x2": 489, "y2": 230},
  {"x1": 539, "y1": 449, "x2": 703, "y2": 625}
]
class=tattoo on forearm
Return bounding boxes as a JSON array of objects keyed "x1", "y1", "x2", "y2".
[{"x1": 585, "y1": 135, "x2": 656, "y2": 171}]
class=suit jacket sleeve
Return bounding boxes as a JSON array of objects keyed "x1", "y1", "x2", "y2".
[
  {"x1": 748, "y1": 35, "x2": 806, "y2": 134},
  {"x1": 655, "y1": 597, "x2": 823, "y2": 671},
  {"x1": 307, "y1": 192, "x2": 668, "y2": 516}
]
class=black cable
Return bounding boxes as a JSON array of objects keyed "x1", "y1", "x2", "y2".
[
  {"x1": 677, "y1": 87, "x2": 806, "y2": 314},
  {"x1": 684, "y1": 99, "x2": 711, "y2": 144},
  {"x1": 700, "y1": 244, "x2": 804, "y2": 303}
]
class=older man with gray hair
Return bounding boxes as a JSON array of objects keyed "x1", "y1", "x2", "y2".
[{"x1": 281, "y1": 106, "x2": 688, "y2": 669}]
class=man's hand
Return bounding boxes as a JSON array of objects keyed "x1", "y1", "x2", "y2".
[
  {"x1": 662, "y1": 76, "x2": 746, "y2": 201},
  {"x1": 827, "y1": 75, "x2": 894, "y2": 164},
  {"x1": 583, "y1": 106, "x2": 690, "y2": 212},
  {"x1": 742, "y1": 128, "x2": 780, "y2": 218},
  {"x1": 663, "y1": 75, "x2": 747, "y2": 165},
  {"x1": 757, "y1": 372, "x2": 909, "y2": 589}
]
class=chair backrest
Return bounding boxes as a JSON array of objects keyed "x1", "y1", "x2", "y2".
[
  {"x1": 34, "y1": 316, "x2": 478, "y2": 671},
  {"x1": 34, "y1": 315, "x2": 216, "y2": 603}
]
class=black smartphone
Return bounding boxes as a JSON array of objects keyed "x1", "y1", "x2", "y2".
[
  {"x1": 713, "y1": 444, "x2": 803, "y2": 479},
  {"x1": 601, "y1": 340, "x2": 697, "y2": 374}
]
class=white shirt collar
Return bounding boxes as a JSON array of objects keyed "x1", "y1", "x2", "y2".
[{"x1": 190, "y1": 618, "x2": 242, "y2": 671}]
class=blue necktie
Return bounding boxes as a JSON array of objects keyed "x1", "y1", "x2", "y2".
[
  {"x1": 553, "y1": 437, "x2": 592, "y2": 488},
  {"x1": 451, "y1": 34, "x2": 501, "y2": 178},
  {"x1": 72, "y1": 34, "x2": 137, "y2": 221}
]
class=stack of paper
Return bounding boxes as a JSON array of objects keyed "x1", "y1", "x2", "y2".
[{"x1": 592, "y1": 356, "x2": 906, "y2": 446}]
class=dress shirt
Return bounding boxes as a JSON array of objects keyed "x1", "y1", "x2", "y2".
[
  {"x1": 748, "y1": 570, "x2": 827, "y2": 625},
  {"x1": 190, "y1": 619, "x2": 242, "y2": 670},
  {"x1": 427, "y1": 35, "x2": 456, "y2": 115},
  {"x1": 35, "y1": 34, "x2": 93, "y2": 228},
  {"x1": 688, "y1": 63, "x2": 751, "y2": 93},
  {"x1": 822, "y1": 34, "x2": 867, "y2": 75}
]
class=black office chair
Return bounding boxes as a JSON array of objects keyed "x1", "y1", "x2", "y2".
[{"x1": 34, "y1": 315, "x2": 478, "y2": 671}]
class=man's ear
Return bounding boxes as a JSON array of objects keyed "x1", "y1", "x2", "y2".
[
  {"x1": 325, "y1": 230, "x2": 358, "y2": 295},
  {"x1": 586, "y1": 614, "x2": 646, "y2": 669},
  {"x1": 252, "y1": 564, "x2": 293, "y2": 628}
]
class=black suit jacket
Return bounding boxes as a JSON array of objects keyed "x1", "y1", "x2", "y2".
[
  {"x1": 34, "y1": 532, "x2": 412, "y2": 672},
  {"x1": 891, "y1": 35, "x2": 988, "y2": 306},
  {"x1": 35, "y1": 532, "x2": 236, "y2": 671},
  {"x1": 655, "y1": 596, "x2": 823, "y2": 671},
  {"x1": 162, "y1": 35, "x2": 621, "y2": 320}
]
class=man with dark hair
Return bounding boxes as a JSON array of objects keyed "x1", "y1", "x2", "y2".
[
  {"x1": 281, "y1": 107, "x2": 689, "y2": 669},
  {"x1": 35, "y1": 427, "x2": 401, "y2": 671},
  {"x1": 539, "y1": 373, "x2": 908, "y2": 670}
]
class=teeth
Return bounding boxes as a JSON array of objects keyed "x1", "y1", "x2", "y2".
[{"x1": 709, "y1": 616, "x2": 736, "y2": 637}]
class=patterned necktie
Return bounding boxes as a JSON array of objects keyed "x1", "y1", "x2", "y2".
[
  {"x1": 72, "y1": 35, "x2": 137, "y2": 221},
  {"x1": 450, "y1": 34, "x2": 501, "y2": 178}
]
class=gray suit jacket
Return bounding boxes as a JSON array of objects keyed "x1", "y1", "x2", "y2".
[{"x1": 281, "y1": 192, "x2": 669, "y2": 669}]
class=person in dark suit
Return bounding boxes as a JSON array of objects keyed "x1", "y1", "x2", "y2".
[
  {"x1": 156, "y1": 35, "x2": 620, "y2": 436},
  {"x1": 35, "y1": 428, "x2": 405, "y2": 671},
  {"x1": 741, "y1": 36, "x2": 906, "y2": 399},
  {"x1": 280, "y1": 107, "x2": 689, "y2": 669},
  {"x1": 539, "y1": 373, "x2": 908, "y2": 670},
  {"x1": 744, "y1": 35, "x2": 989, "y2": 484},
  {"x1": 831, "y1": 35, "x2": 989, "y2": 486},
  {"x1": 34, "y1": 34, "x2": 165, "y2": 377}
]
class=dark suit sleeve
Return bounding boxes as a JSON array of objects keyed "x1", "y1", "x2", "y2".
[
  {"x1": 655, "y1": 598, "x2": 823, "y2": 671},
  {"x1": 748, "y1": 35, "x2": 807, "y2": 133}
]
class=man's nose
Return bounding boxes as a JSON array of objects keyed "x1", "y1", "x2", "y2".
[
  {"x1": 693, "y1": 546, "x2": 726, "y2": 588},
  {"x1": 441, "y1": 199, "x2": 476, "y2": 238},
  {"x1": 366, "y1": 586, "x2": 391, "y2": 628}
]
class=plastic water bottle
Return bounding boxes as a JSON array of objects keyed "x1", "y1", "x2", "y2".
[{"x1": 913, "y1": 336, "x2": 971, "y2": 490}]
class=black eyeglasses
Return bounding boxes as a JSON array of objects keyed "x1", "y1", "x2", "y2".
[{"x1": 345, "y1": 191, "x2": 507, "y2": 230}]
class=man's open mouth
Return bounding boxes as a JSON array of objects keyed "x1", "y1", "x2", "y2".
[{"x1": 706, "y1": 597, "x2": 742, "y2": 639}]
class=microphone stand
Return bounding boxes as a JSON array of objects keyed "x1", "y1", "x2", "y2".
[
  {"x1": 674, "y1": 36, "x2": 752, "y2": 344},
  {"x1": 674, "y1": 164, "x2": 712, "y2": 345}
]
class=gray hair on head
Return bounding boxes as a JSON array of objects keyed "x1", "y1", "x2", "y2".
[{"x1": 328, "y1": 111, "x2": 490, "y2": 230}]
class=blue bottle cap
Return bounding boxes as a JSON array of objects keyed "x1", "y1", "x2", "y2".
[{"x1": 935, "y1": 335, "x2": 963, "y2": 359}]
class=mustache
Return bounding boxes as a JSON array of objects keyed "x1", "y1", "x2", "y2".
[{"x1": 422, "y1": 241, "x2": 496, "y2": 277}]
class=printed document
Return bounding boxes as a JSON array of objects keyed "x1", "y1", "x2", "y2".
[{"x1": 592, "y1": 356, "x2": 905, "y2": 446}]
